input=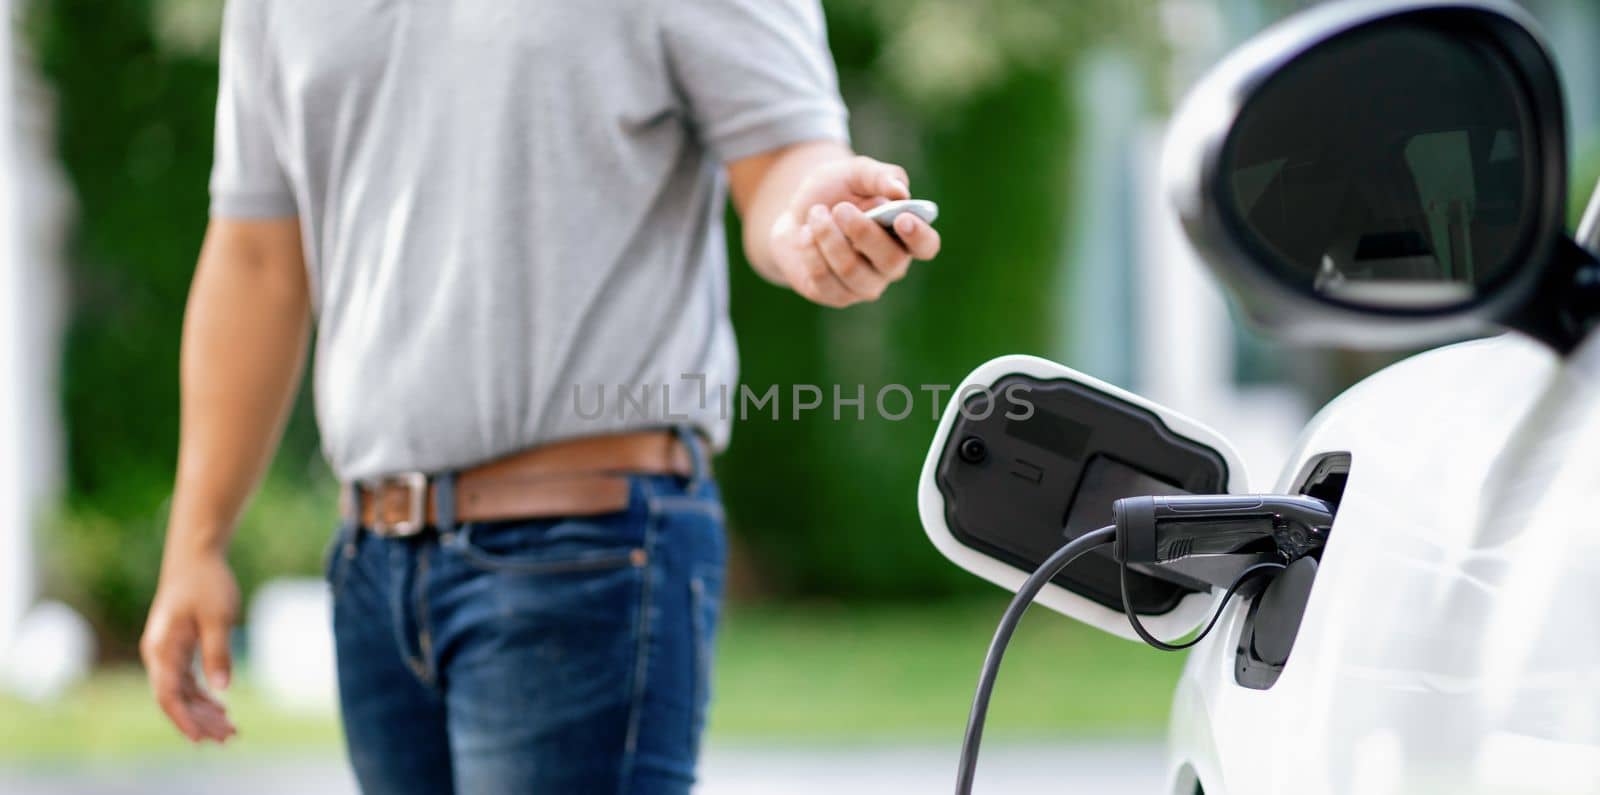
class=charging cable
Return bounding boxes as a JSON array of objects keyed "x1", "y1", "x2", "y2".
[
  {"x1": 954, "y1": 524, "x2": 1116, "y2": 795},
  {"x1": 1118, "y1": 560, "x2": 1283, "y2": 651},
  {"x1": 953, "y1": 494, "x2": 1332, "y2": 793}
]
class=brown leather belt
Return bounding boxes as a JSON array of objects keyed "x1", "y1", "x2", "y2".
[{"x1": 342, "y1": 431, "x2": 697, "y2": 537}]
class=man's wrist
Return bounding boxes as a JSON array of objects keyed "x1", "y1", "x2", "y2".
[
  {"x1": 162, "y1": 531, "x2": 231, "y2": 563},
  {"x1": 163, "y1": 507, "x2": 236, "y2": 560},
  {"x1": 730, "y1": 140, "x2": 853, "y2": 277}
]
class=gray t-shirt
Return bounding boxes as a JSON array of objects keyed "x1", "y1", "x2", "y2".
[{"x1": 210, "y1": 0, "x2": 849, "y2": 480}]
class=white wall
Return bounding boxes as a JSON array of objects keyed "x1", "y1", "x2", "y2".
[
  {"x1": 2, "y1": 0, "x2": 89, "y2": 700},
  {"x1": 0, "y1": 0, "x2": 29, "y2": 655}
]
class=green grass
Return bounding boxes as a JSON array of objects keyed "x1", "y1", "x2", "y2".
[
  {"x1": 710, "y1": 599, "x2": 1183, "y2": 741},
  {"x1": 0, "y1": 599, "x2": 1181, "y2": 761},
  {"x1": 0, "y1": 667, "x2": 342, "y2": 762}
]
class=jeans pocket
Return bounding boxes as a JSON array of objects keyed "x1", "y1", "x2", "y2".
[
  {"x1": 689, "y1": 561, "x2": 724, "y2": 756},
  {"x1": 449, "y1": 516, "x2": 646, "y2": 576}
]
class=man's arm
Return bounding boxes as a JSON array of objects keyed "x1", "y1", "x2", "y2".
[
  {"x1": 729, "y1": 141, "x2": 941, "y2": 307},
  {"x1": 141, "y1": 218, "x2": 309, "y2": 744}
]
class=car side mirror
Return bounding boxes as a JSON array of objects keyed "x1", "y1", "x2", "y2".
[
  {"x1": 1166, "y1": 0, "x2": 1600, "y2": 351},
  {"x1": 916, "y1": 355, "x2": 1248, "y2": 641}
]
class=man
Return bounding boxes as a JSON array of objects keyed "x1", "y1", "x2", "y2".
[{"x1": 139, "y1": 0, "x2": 939, "y2": 793}]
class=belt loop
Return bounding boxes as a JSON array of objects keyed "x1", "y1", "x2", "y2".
[
  {"x1": 343, "y1": 482, "x2": 364, "y2": 535},
  {"x1": 672, "y1": 424, "x2": 708, "y2": 495},
  {"x1": 435, "y1": 471, "x2": 459, "y2": 534},
  {"x1": 340, "y1": 481, "x2": 364, "y2": 553}
]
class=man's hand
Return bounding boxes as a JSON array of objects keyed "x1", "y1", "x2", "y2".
[
  {"x1": 142, "y1": 217, "x2": 309, "y2": 744},
  {"x1": 141, "y1": 548, "x2": 240, "y2": 743},
  {"x1": 729, "y1": 143, "x2": 942, "y2": 307}
]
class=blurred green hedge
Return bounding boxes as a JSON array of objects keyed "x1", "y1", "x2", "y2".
[{"x1": 29, "y1": 0, "x2": 1156, "y2": 654}]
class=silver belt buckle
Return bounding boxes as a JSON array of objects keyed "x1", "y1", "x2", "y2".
[{"x1": 368, "y1": 472, "x2": 429, "y2": 537}]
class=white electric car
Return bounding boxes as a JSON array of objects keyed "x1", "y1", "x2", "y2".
[{"x1": 919, "y1": 2, "x2": 1600, "y2": 793}]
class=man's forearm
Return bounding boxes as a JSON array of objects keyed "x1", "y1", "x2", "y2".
[
  {"x1": 165, "y1": 220, "x2": 310, "y2": 558},
  {"x1": 729, "y1": 140, "x2": 855, "y2": 283}
]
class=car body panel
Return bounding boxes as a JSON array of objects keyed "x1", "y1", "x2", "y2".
[{"x1": 1172, "y1": 331, "x2": 1600, "y2": 793}]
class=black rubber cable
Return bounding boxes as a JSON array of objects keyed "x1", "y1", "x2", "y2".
[
  {"x1": 1119, "y1": 559, "x2": 1287, "y2": 651},
  {"x1": 954, "y1": 524, "x2": 1117, "y2": 795}
]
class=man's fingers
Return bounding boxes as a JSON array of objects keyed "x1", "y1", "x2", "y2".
[
  {"x1": 150, "y1": 664, "x2": 205, "y2": 742},
  {"x1": 844, "y1": 156, "x2": 910, "y2": 202},
  {"x1": 199, "y1": 616, "x2": 233, "y2": 692},
  {"x1": 143, "y1": 618, "x2": 202, "y2": 739},
  {"x1": 807, "y1": 205, "x2": 884, "y2": 300},
  {"x1": 179, "y1": 669, "x2": 229, "y2": 713},
  {"x1": 143, "y1": 614, "x2": 235, "y2": 743},
  {"x1": 789, "y1": 224, "x2": 857, "y2": 308},
  {"x1": 780, "y1": 156, "x2": 924, "y2": 308},
  {"x1": 894, "y1": 214, "x2": 942, "y2": 261},
  {"x1": 154, "y1": 665, "x2": 233, "y2": 743},
  {"x1": 177, "y1": 675, "x2": 236, "y2": 742},
  {"x1": 184, "y1": 689, "x2": 237, "y2": 741},
  {"x1": 833, "y1": 203, "x2": 911, "y2": 280}
]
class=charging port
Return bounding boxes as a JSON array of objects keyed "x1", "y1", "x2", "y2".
[
  {"x1": 1234, "y1": 453, "x2": 1348, "y2": 689},
  {"x1": 1298, "y1": 453, "x2": 1350, "y2": 513}
]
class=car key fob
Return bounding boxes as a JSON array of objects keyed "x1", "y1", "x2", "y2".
[{"x1": 865, "y1": 199, "x2": 939, "y2": 231}]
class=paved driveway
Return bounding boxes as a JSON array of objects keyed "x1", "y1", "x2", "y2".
[{"x1": 0, "y1": 741, "x2": 1165, "y2": 794}]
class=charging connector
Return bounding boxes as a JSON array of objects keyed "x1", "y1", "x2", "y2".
[
  {"x1": 1112, "y1": 494, "x2": 1332, "y2": 651},
  {"x1": 1114, "y1": 494, "x2": 1333, "y2": 588}
]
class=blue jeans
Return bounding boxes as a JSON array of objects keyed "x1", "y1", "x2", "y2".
[{"x1": 324, "y1": 473, "x2": 726, "y2": 794}]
